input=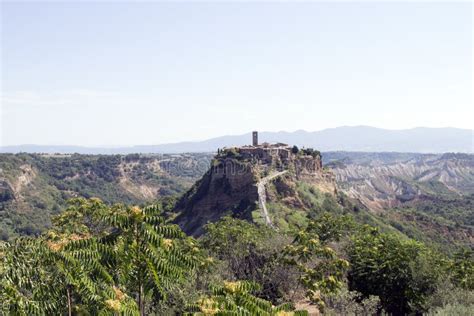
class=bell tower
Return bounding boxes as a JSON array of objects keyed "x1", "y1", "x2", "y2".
[{"x1": 252, "y1": 131, "x2": 258, "y2": 146}]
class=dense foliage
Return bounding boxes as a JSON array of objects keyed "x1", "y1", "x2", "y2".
[
  {"x1": 2, "y1": 152, "x2": 472, "y2": 254},
  {"x1": 0, "y1": 153, "x2": 211, "y2": 240},
  {"x1": 0, "y1": 198, "x2": 200, "y2": 315},
  {"x1": 347, "y1": 227, "x2": 444, "y2": 314},
  {"x1": 282, "y1": 214, "x2": 352, "y2": 310},
  {"x1": 186, "y1": 281, "x2": 307, "y2": 315},
  {"x1": 2, "y1": 198, "x2": 472, "y2": 315},
  {"x1": 383, "y1": 195, "x2": 474, "y2": 252},
  {"x1": 1, "y1": 150, "x2": 473, "y2": 315}
]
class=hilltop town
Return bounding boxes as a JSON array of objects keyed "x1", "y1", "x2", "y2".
[
  {"x1": 175, "y1": 132, "x2": 337, "y2": 235},
  {"x1": 216, "y1": 131, "x2": 325, "y2": 176}
]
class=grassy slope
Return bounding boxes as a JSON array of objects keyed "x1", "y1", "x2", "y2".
[{"x1": 257, "y1": 175, "x2": 471, "y2": 253}]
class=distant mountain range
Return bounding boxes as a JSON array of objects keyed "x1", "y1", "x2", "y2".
[{"x1": 1, "y1": 126, "x2": 473, "y2": 154}]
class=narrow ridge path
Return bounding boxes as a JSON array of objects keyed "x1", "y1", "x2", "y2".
[{"x1": 256, "y1": 170, "x2": 288, "y2": 228}]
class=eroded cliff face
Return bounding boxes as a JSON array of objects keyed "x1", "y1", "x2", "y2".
[
  {"x1": 294, "y1": 156, "x2": 336, "y2": 195},
  {"x1": 174, "y1": 148, "x2": 337, "y2": 236},
  {"x1": 0, "y1": 153, "x2": 210, "y2": 239},
  {"x1": 328, "y1": 153, "x2": 474, "y2": 211},
  {"x1": 174, "y1": 159, "x2": 259, "y2": 235}
]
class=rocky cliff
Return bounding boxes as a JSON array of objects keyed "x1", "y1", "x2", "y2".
[{"x1": 174, "y1": 145, "x2": 337, "y2": 235}]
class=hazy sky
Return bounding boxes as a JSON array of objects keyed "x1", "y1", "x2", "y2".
[{"x1": 1, "y1": 1, "x2": 472, "y2": 146}]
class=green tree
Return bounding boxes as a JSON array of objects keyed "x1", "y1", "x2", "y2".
[
  {"x1": 347, "y1": 226, "x2": 444, "y2": 314},
  {"x1": 283, "y1": 213, "x2": 351, "y2": 310},
  {"x1": 201, "y1": 217, "x2": 297, "y2": 303},
  {"x1": 0, "y1": 234, "x2": 137, "y2": 315},
  {"x1": 0, "y1": 198, "x2": 200, "y2": 316},
  {"x1": 450, "y1": 249, "x2": 474, "y2": 290},
  {"x1": 0, "y1": 238, "x2": 58, "y2": 315},
  {"x1": 305, "y1": 213, "x2": 354, "y2": 244},
  {"x1": 102, "y1": 203, "x2": 199, "y2": 315},
  {"x1": 187, "y1": 280, "x2": 308, "y2": 315}
]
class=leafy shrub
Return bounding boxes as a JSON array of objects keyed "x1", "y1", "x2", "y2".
[
  {"x1": 324, "y1": 288, "x2": 382, "y2": 315},
  {"x1": 347, "y1": 226, "x2": 444, "y2": 314},
  {"x1": 200, "y1": 217, "x2": 298, "y2": 303},
  {"x1": 426, "y1": 304, "x2": 474, "y2": 316},
  {"x1": 186, "y1": 280, "x2": 308, "y2": 315}
]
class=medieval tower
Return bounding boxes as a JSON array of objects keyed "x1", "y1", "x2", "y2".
[{"x1": 252, "y1": 131, "x2": 258, "y2": 146}]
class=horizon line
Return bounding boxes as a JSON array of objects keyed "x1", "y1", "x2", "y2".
[{"x1": 1, "y1": 125, "x2": 472, "y2": 148}]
